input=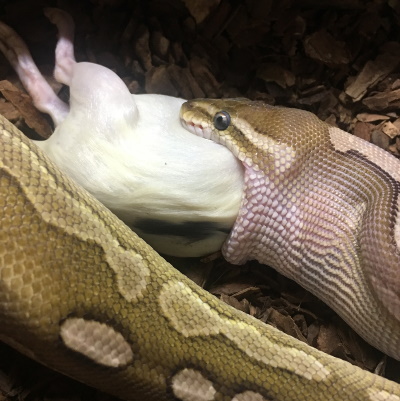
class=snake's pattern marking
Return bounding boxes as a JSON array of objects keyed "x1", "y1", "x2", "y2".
[
  {"x1": 60, "y1": 318, "x2": 133, "y2": 367},
  {"x1": 160, "y1": 280, "x2": 330, "y2": 382},
  {"x1": 231, "y1": 392, "x2": 271, "y2": 401},
  {"x1": 171, "y1": 368, "x2": 216, "y2": 401},
  {"x1": 2, "y1": 108, "x2": 400, "y2": 399},
  {"x1": 367, "y1": 390, "x2": 400, "y2": 401},
  {"x1": 329, "y1": 126, "x2": 400, "y2": 181},
  {"x1": 105, "y1": 251, "x2": 150, "y2": 302},
  {"x1": 330, "y1": 126, "x2": 400, "y2": 311},
  {"x1": 1, "y1": 129, "x2": 151, "y2": 304}
]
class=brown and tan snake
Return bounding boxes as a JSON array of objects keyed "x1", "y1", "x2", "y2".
[
  {"x1": 0, "y1": 101, "x2": 399, "y2": 400},
  {"x1": 0, "y1": 7, "x2": 400, "y2": 401}
]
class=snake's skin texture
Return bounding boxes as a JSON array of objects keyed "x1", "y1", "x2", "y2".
[
  {"x1": 180, "y1": 99, "x2": 400, "y2": 363},
  {"x1": 0, "y1": 116, "x2": 400, "y2": 400}
]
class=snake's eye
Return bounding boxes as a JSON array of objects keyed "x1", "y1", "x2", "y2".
[{"x1": 213, "y1": 111, "x2": 231, "y2": 130}]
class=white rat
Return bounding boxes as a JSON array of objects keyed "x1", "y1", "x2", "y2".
[{"x1": 0, "y1": 8, "x2": 244, "y2": 257}]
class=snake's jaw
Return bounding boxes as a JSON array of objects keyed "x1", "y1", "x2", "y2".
[
  {"x1": 180, "y1": 112, "x2": 213, "y2": 140},
  {"x1": 180, "y1": 105, "x2": 236, "y2": 157}
]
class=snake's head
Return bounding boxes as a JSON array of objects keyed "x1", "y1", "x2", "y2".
[
  {"x1": 180, "y1": 98, "x2": 330, "y2": 266},
  {"x1": 180, "y1": 98, "x2": 266, "y2": 170},
  {"x1": 180, "y1": 98, "x2": 327, "y2": 176}
]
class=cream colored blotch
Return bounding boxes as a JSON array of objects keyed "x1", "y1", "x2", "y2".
[
  {"x1": 106, "y1": 251, "x2": 151, "y2": 302},
  {"x1": 232, "y1": 391, "x2": 270, "y2": 401},
  {"x1": 171, "y1": 368, "x2": 216, "y2": 401},
  {"x1": 329, "y1": 126, "x2": 400, "y2": 182},
  {"x1": 160, "y1": 280, "x2": 330, "y2": 382},
  {"x1": 368, "y1": 390, "x2": 400, "y2": 401},
  {"x1": 60, "y1": 317, "x2": 133, "y2": 367}
]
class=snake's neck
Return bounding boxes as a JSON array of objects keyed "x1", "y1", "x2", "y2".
[
  {"x1": 223, "y1": 160, "x2": 364, "y2": 269},
  {"x1": 221, "y1": 158, "x2": 400, "y2": 359}
]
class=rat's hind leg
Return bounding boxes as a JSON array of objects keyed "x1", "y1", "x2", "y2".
[
  {"x1": 44, "y1": 8, "x2": 76, "y2": 86},
  {"x1": 0, "y1": 20, "x2": 69, "y2": 125}
]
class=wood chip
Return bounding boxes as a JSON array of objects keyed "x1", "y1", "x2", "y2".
[
  {"x1": 257, "y1": 63, "x2": 295, "y2": 88},
  {"x1": 189, "y1": 57, "x2": 221, "y2": 97},
  {"x1": 0, "y1": 80, "x2": 52, "y2": 138},
  {"x1": 354, "y1": 121, "x2": 372, "y2": 142},
  {"x1": 371, "y1": 126, "x2": 391, "y2": 150},
  {"x1": 182, "y1": 0, "x2": 221, "y2": 24},
  {"x1": 362, "y1": 88, "x2": 400, "y2": 111},
  {"x1": 345, "y1": 45, "x2": 400, "y2": 101},
  {"x1": 356, "y1": 113, "x2": 390, "y2": 123},
  {"x1": 381, "y1": 121, "x2": 400, "y2": 138},
  {"x1": 304, "y1": 30, "x2": 350, "y2": 67},
  {"x1": 268, "y1": 308, "x2": 308, "y2": 343}
]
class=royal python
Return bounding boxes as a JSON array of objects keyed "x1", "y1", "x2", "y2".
[
  {"x1": 0, "y1": 108, "x2": 400, "y2": 401},
  {"x1": 180, "y1": 99, "x2": 400, "y2": 362},
  {"x1": 0, "y1": 7, "x2": 400, "y2": 401}
]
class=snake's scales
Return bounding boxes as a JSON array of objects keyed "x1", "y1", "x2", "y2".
[
  {"x1": 0, "y1": 101, "x2": 400, "y2": 399},
  {"x1": 181, "y1": 99, "x2": 400, "y2": 362}
]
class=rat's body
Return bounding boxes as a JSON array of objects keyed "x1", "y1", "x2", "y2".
[{"x1": 0, "y1": 9, "x2": 243, "y2": 256}]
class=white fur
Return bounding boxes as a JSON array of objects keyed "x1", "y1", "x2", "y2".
[
  {"x1": 0, "y1": 10, "x2": 243, "y2": 257},
  {"x1": 36, "y1": 63, "x2": 244, "y2": 256}
]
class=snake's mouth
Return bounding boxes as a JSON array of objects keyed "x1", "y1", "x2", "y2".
[
  {"x1": 180, "y1": 104, "x2": 242, "y2": 163},
  {"x1": 180, "y1": 117, "x2": 214, "y2": 140},
  {"x1": 181, "y1": 116, "x2": 243, "y2": 166},
  {"x1": 180, "y1": 114, "x2": 232, "y2": 152}
]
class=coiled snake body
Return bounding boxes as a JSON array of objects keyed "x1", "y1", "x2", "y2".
[
  {"x1": 0, "y1": 8, "x2": 400, "y2": 401},
  {"x1": 0, "y1": 107, "x2": 400, "y2": 400}
]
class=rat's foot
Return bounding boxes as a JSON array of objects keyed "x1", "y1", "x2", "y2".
[
  {"x1": 0, "y1": 20, "x2": 69, "y2": 125},
  {"x1": 44, "y1": 8, "x2": 76, "y2": 86}
]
